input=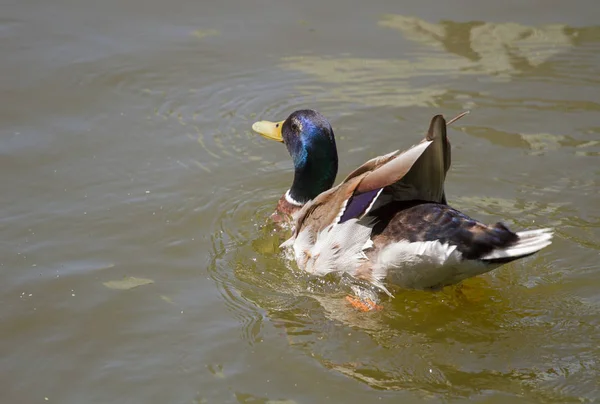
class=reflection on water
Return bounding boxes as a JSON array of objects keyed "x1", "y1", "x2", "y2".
[
  {"x1": 379, "y1": 15, "x2": 600, "y2": 78},
  {"x1": 280, "y1": 55, "x2": 472, "y2": 107}
]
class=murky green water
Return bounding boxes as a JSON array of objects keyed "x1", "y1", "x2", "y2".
[{"x1": 2, "y1": 0, "x2": 600, "y2": 402}]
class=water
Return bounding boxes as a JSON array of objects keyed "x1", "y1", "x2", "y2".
[{"x1": 2, "y1": 0, "x2": 599, "y2": 402}]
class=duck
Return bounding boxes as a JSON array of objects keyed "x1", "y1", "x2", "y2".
[{"x1": 252, "y1": 109, "x2": 553, "y2": 310}]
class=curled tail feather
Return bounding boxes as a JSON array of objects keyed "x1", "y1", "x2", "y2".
[{"x1": 480, "y1": 228, "x2": 553, "y2": 263}]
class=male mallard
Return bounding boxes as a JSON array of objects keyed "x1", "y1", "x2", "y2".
[{"x1": 252, "y1": 110, "x2": 553, "y2": 307}]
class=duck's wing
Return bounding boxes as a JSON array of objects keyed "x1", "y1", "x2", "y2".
[
  {"x1": 342, "y1": 150, "x2": 400, "y2": 183},
  {"x1": 287, "y1": 112, "x2": 467, "y2": 239},
  {"x1": 288, "y1": 140, "x2": 434, "y2": 239},
  {"x1": 344, "y1": 112, "x2": 466, "y2": 205}
]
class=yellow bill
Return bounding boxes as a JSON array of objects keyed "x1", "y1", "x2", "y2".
[{"x1": 252, "y1": 120, "x2": 285, "y2": 142}]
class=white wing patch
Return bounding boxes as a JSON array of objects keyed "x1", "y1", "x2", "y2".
[
  {"x1": 333, "y1": 187, "x2": 383, "y2": 228},
  {"x1": 332, "y1": 198, "x2": 349, "y2": 226},
  {"x1": 362, "y1": 188, "x2": 384, "y2": 218}
]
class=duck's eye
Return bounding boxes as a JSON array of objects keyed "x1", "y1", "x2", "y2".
[{"x1": 291, "y1": 122, "x2": 299, "y2": 132}]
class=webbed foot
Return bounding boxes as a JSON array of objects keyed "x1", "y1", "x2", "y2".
[{"x1": 345, "y1": 295, "x2": 383, "y2": 312}]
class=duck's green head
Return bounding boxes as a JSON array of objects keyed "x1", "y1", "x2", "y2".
[{"x1": 252, "y1": 109, "x2": 338, "y2": 205}]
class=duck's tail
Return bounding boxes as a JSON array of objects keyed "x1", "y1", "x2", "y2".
[{"x1": 480, "y1": 228, "x2": 554, "y2": 264}]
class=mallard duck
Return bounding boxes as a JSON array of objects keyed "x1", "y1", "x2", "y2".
[{"x1": 252, "y1": 110, "x2": 553, "y2": 307}]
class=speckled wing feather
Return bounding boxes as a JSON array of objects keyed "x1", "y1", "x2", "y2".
[
  {"x1": 288, "y1": 175, "x2": 364, "y2": 239},
  {"x1": 342, "y1": 150, "x2": 400, "y2": 183}
]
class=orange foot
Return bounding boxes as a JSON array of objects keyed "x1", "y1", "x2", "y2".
[{"x1": 345, "y1": 295, "x2": 383, "y2": 312}]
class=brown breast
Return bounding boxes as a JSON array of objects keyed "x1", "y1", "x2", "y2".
[{"x1": 270, "y1": 194, "x2": 302, "y2": 225}]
